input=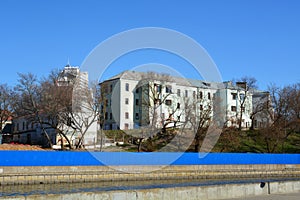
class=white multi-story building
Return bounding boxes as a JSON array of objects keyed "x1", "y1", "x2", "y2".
[
  {"x1": 100, "y1": 71, "x2": 263, "y2": 131},
  {"x1": 12, "y1": 65, "x2": 98, "y2": 148},
  {"x1": 57, "y1": 65, "x2": 98, "y2": 146}
]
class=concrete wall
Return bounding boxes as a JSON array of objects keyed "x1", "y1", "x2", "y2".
[
  {"x1": 1, "y1": 164, "x2": 299, "y2": 185},
  {"x1": 2, "y1": 180, "x2": 300, "y2": 200}
]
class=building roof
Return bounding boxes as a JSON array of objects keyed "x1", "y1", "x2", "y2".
[{"x1": 102, "y1": 70, "x2": 227, "y2": 89}]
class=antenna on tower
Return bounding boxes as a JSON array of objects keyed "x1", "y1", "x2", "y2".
[{"x1": 67, "y1": 57, "x2": 70, "y2": 67}]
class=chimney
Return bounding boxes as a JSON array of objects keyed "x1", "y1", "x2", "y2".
[{"x1": 236, "y1": 82, "x2": 247, "y2": 89}]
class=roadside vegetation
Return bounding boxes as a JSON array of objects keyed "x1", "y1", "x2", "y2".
[{"x1": 99, "y1": 128, "x2": 300, "y2": 153}]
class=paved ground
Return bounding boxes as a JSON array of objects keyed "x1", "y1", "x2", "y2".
[
  {"x1": 228, "y1": 192, "x2": 300, "y2": 200},
  {"x1": 0, "y1": 144, "x2": 44, "y2": 150}
]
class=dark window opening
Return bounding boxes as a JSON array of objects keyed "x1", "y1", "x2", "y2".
[
  {"x1": 177, "y1": 89, "x2": 181, "y2": 97},
  {"x1": 165, "y1": 99, "x2": 172, "y2": 106},
  {"x1": 231, "y1": 93, "x2": 237, "y2": 100},
  {"x1": 231, "y1": 106, "x2": 237, "y2": 112},
  {"x1": 166, "y1": 85, "x2": 172, "y2": 93}
]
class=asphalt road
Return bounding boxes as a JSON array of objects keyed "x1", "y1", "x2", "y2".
[{"x1": 228, "y1": 192, "x2": 300, "y2": 200}]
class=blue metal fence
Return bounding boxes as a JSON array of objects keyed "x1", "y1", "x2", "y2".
[{"x1": 0, "y1": 151, "x2": 299, "y2": 166}]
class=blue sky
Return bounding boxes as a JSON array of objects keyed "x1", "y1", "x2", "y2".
[{"x1": 0, "y1": 0, "x2": 299, "y2": 90}]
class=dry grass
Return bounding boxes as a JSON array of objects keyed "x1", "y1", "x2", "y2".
[{"x1": 0, "y1": 144, "x2": 44, "y2": 150}]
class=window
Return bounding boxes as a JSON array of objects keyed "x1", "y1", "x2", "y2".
[
  {"x1": 177, "y1": 89, "x2": 181, "y2": 97},
  {"x1": 105, "y1": 99, "x2": 109, "y2": 107},
  {"x1": 231, "y1": 106, "x2": 237, "y2": 112},
  {"x1": 166, "y1": 85, "x2": 172, "y2": 93},
  {"x1": 135, "y1": 113, "x2": 139, "y2": 120},
  {"x1": 199, "y1": 91, "x2": 203, "y2": 99},
  {"x1": 200, "y1": 104, "x2": 203, "y2": 111},
  {"x1": 156, "y1": 84, "x2": 162, "y2": 93},
  {"x1": 158, "y1": 85, "x2": 162, "y2": 93},
  {"x1": 185, "y1": 90, "x2": 188, "y2": 97},
  {"x1": 110, "y1": 113, "x2": 112, "y2": 120},
  {"x1": 231, "y1": 93, "x2": 237, "y2": 100},
  {"x1": 135, "y1": 99, "x2": 139, "y2": 106},
  {"x1": 165, "y1": 99, "x2": 172, "y2": 106},
  {"x1": 124, "y1": 123, "x2": 129, "y2": 130},
  {"x1": 125, "y1": 98, "x2": 129, "y2": 105},
  {"x1": 136, "y1": 88, "x2": 139, "y2": 93},
  {"x1": 105, "y1": 112, "x2": 108, "y2": 120},
  {"x1": 193, "y1": 91, "x2": 196, "y2": 99},
  {"x1": 208, "y1": 92, "x2": 211, "y2": 100},
  {"x1": 177, "y1": 103, "x2": 180, "y2": 109},
  {"x1": 110, "y1": 84, "x2": 113, "y2": 92},
  {"x1": 125, "y1": 83, "x2": 129, "y2": 91},
  {"x1": 125, "y1": 112, "x2": 129, "y2": 119}
]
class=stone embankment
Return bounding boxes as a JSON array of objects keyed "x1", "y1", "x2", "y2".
[
  {"x1": 1, "y1": 180, "x2": 300, "y2": 200},
  {"x1": 0, "y1": 164, "x2": 299, "y2": 185}
]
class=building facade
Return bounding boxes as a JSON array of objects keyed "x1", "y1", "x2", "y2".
[{"x1": 100, "y1": 71, "x2": 265, "y2": 131}]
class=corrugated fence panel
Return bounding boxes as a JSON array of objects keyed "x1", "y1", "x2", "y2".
[{"x1": 0, "y1": 151, "x2": 299, "y2": 166}]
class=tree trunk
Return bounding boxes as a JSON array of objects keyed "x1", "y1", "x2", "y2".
[{"x1": 137, "y1": 138, "x2": 143, "y2": 152}]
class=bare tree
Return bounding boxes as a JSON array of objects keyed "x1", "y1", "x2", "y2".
[
  {"x1": 39, "y1": 71, "x2": 74, "y2": 149},
  {"x1": 42, "y1": 69, "x2": 101, "y2": 149},
  {"x1": 256, "y1": 83, "x2": 300, "y2": 152},
  {"x1": 137, "y1": 72, "x2": 173, "y2": 130},
  {"x1": 250, "y1": 91, "x2": 273, "y2": 130},
  {"x1": 13, "y1": 73, "x2": 54, "y2": 147},
  {"x1": 97, "y1": 81, "x2": 110, "y2": 151},
  {"x1": 288, "y1": 83, "x2": 300, "y2": 122},
  {"x1": 12, "y1": 71, "x2": 80, "y2": 149},
  {"x1": 184, "y1": 95, "x2": 213, "y2": 152},
  {"x1": 183, "y1": 91, "x2": 226, "y2": 152},
  {"x1": 133, "y1": 72, "x2": 174, "y2": 151},
  {"x1": 68, "y1": 80, "x2": 101, "y2": 149},
  {"x1": 235, "y1": 76, "x2": 257, "y2": 130},
  {"x1": 0, "y1": 84, "x2": 13, "y2": 131}
]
